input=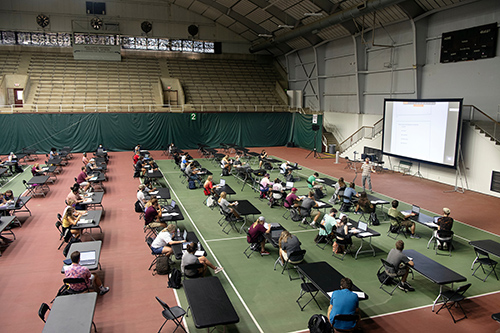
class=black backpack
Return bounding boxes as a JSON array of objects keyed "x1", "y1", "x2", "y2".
[
  {"x1": 308, "y1": 314, "x2": 332, "y2": 333},
  {"x1": 370, "y1": 212, "x2": 380, "y2": 226},
  {"x1": 188, "y1": 180, "x2": 196, "y2": 189},
  {"x1": 222, "y1": 168, "x2": 230, "y2": 176},
  {"x1": 290, "y1": 208, "x2": 302, "y2": 222},
  {"x1": 63, "y1": 236, "x2": 82, "y2": 257},
  {"x1": 167, "y1": 268, "x2": 182, "y2": 289},
  {"x1": 134, "y1": 200, "x2": 143, "y2": 213},
  {"x1": 377, "y1": 266, "x2": 395, "y2": 285},
  {"x1": 153, "y1": 256, "x2": 170, "y2": 276}
]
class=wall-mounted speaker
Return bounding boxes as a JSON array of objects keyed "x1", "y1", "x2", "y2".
[{"x1": 312, "y1": 124, "x2": 320, "y2": 131}]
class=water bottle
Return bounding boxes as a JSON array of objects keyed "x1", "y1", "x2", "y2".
[
  {"x1": 177, "y1": 228, "x2": 180, "y2": 238},
  {"x1": 197, "y1": 242, "x2": 201, "y2": 251}
]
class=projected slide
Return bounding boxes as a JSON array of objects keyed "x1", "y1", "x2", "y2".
[{"x1": 382, "y1": 99, "x2": 462, "y2": 168}]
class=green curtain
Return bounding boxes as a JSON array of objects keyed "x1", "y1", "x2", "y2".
[
  {"x1": 290, "y1": 113, "x2": 323, "y2": 150},
  {"x1": 0, "y1": 112, "x2": 303, "y2": 154}
]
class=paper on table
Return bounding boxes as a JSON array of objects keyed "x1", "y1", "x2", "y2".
[
  {"x1": 83, "y1": 198, "x2": 92, "y2": 203},
  {"x1": 148, "y1": 169, "x2": 153, "y2": 173},
  {"x1": 353, "y1": 291, "x2": 365, "y2": 299},
  {"x1": 426, "y1": 222, "x2": 439, "y2": 228},
  {"x1": 195, "y1": 250, "x2": 204, "y2": 256},
  {"x1": 150, "y1": 191, "x2": 158, "y2": 195},
  {"x1": 315, "y1": 178, "x2": 324, "y2": 182},
  {"x1": 89, "y1": 176, "x2": 97, "y2": 181},
  {"x1": 358, "y1": 232, "x2": 373, "y2": 237},
  {"x1": 371, "y1": 200, "x2": 388, "y2": 204},
  {"x1": 316, "y1": 202, "x2": 325, "y2": 207}
]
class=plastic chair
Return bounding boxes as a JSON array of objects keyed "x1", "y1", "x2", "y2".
[
  {"x1": 315, "y1": 224, "x2": 334, "y2": 250},
  {"x1": 434, "y1": 230, "x2": 454, "y2": 256},
  {"x1": 63, "y1": 277, "x2": 90, "y2": 293},
  {"x1": 472, "y1": 248, "x2": 499, "y2": 282},
  {"x1": 296, "y1": 272, "x2": 321, "y2": 311},
  {"x1": 332, "y1": 314, "x2": 359, "y2": 332},
  {"x1": 387, "y1": 215, "x2": 408, "y2": 240},
  {"x1": 155, "y1": 296, "x2": 187, "y2": 333},
  {"x1": 379, "y1": 258, "x2": 408, "y2": 296},
  {"x1": 38, "y1": 303, "x2": 50, "y2": 322},
  {"x1": 278, "y1": 249, "x2": 306, "y2": 281},
  {"x1": 146, "y1": 237, "x2": 167, "y2": 271},
  {"x1": 435, "y1": 283, "x2": 472, "y2": 323}
]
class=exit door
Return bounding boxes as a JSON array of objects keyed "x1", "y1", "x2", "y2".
[{"x1": 14, "y1": 88, "x2": 23, "y2": 107}]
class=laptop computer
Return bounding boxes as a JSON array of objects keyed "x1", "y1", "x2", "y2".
[
  {"x1": 79, "y1": 250, "x2": 96, "y2": 266},
  {"x1": 411, "y1": 204, "x2": 420, "y2": 216},
  {"x1": 218, "y1": 179, "x2": 226, "y2": 187},
  {"x1": 358, "y1": 221, "x2": 368, "y2": 232}
]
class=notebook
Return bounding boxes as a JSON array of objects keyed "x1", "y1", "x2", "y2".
[
  {"x1": 79, "y1": 250, "x2": 96, "y2": 265},
  {"x1": 286, "y1": 181, "x2": 294, "y2": 189},
  {"x1": 182, "y1": 229, "x2": 188, "y2": 240}
]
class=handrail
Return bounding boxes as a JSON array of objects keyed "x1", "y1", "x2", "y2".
[
  {"x1": 336, "y1": 117, "x2": 384, "y2": 153},
  {"x1": 464, "y1": 104, "x2": 500, "y2": 126},
  {"x1": 338, "y1": 125, "x2": 373, "y2": 147}
]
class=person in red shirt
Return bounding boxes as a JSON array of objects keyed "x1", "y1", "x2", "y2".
[
  {"x1": 76, "y1": 166, "x2": 92, "y2": 192},
  {"x1": 133, "y1": 153, "x2": 140, "y2": 165},
  {"x1": 247, "y1": 216, "x2": 271, "y2": 255}
]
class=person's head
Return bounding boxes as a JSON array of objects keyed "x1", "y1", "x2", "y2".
[
  {"x1": 70, "y1": 251, "x2": 80, "y2": 264},
  {"x1": 340, "y1": 277, "x2": 353, "y2": 290},
  {"x1": 313, "y1": 172, "x2": 319, "y2": 177},
  {"x1": 359, "y1": 191, "x2": 367, "y2": 199},
  {"x1": 90, "y1": 158, "x2": 95, "y2": 164},
  {"x1": 207, "y1": 175, "x2": 213, "y2": 182},
  {"x1": 83, "y1": 152, "x2": 87, "y2": 156},
  {"x1": 443, "y1": 207, "x2": 451, "y2": 216},
  {"x1": 67, "y1": 199, "x2": 76, "y2": 207},
  {"x1": 338, "y1": 177, "x2": 345, "y2": 187},
  {"x1": 330, "y1": 208, "x2": 338, "y2": 217},
  {"x1": 4, "y1": 190, "x2": 13, "y2": 198},
  {"x1": 71, "y1": 186, "x2": 79, "y2": 194},
  {"x1": 164, "y1": 224, "x2": 176, "y2": 235},
  {"x1": 274, "y1": 178, "x2": 280, "y2": 184},
  {"x1": 265, "y1": 173, "x2": 270, "y2": 178},
  {"x1": 279, "y1": 230, "x2": 291, "y2": 244},
  {"x1": 34, "y1": 163, "x2": 39, "y2": 168},
  {"x1": 395, "y1": 240, "x2": 405, "y2": 251},
  {"x1": 349, "y1": 182, "x2": 355, "y2": 189},
  {"x1": 257, "y1": 216, "x2": 265, "y2": 224},
  {"x1": 291, "y1": 187, "x2": 297, "y2": 193},
  {"x1": 186, "y1": 242, "x2": 197, "y2": 254},
  {"x1": 261, "y1": 149, "x2": 266, "y2": 154},
  {"x1": 308, "y1": 191, "x2": 314, "y2": 198},
  {"x1": 150, "y1": 198, "x2": 159, "y2": 207},
  {"x1": 138, "y1": 184, "x2": 145, "y2": 191},
  {"x1": 339, "y1": 215, "x2": 348, "y2": 225},
  {"x1": 365, "y1": 157, "x2": 370, "y2": 163},
  {"x1": 65, "y1": 206, "x2": 75, "y2": 218},
  {"x1": 220, "y1": 191, "x2": 227, "y2": 199},
  {"x1": 391, "y1": 200, "x2": 399, "y2": 208},
  {"x1": 81, "y1": 166, "x2": 85, "y2": 171}
]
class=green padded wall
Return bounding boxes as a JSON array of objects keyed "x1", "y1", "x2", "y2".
[{"x1": 0, "y1": 112, "x2": 322, "y2": 153}]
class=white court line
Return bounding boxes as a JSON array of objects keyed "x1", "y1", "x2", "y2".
[
  {"x1": 162, "y1": 172, "x2": 265, "y2": 333},
  {"x1": 1, "y1": 166, "x2": 28, "y2": 192}
]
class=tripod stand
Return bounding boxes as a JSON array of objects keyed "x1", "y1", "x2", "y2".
[{"x1": 306, "y1": 129, "x2": 323, "y2": 159}]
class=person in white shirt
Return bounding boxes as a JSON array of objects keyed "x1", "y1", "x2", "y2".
[
  {"x1": 361, "y1": 157, "x2": 376, "y2": 193},
  {"x1": 150, "y1": 224, "x2": 186, "y2": 256}
]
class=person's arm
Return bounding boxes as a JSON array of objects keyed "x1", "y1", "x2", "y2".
[{"x1": 327, "y1": 304, "x2": 333, "y2": 322}]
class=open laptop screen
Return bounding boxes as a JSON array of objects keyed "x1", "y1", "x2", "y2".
[
  {"x1": 358, "y1": 221, "x2": 367, "y2": 231},
  {"x1": 412, "y1": 205, "x2": 420, "y2": 215}
]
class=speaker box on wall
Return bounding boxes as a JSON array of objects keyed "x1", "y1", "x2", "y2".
[{"x1": 312, "y1": 124, "x2": 320, "y2": 131}]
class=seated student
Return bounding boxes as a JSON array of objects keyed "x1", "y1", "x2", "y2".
[
  {"x1": 271, "y1": 178, "x2": 285, "y2": 201},
  {"x1": 343, "y1": 182, "x2": 359, "y2": 203},
  {"x1": 66, "y1": 185, "x2": 86, "y2": 210},
  {"x1": 300, "y1": 191, "x2": 321, "y2": 226},
  {"x1": 61, "y1": 206, "x2": 82, "y2": 238},
  {"x1": 333, "y1": 215, "x2": 353, "y2": 254},
  {"x1": 133, "y1": 152, "x2": 140, "y2": 165},
  {"x1": 82, "y1": 152, "x2": 89, "y2": 166},
  {"x1": 143, "y1": 177, "x2": 156, "y2": 193},
  {"x1": 279, "y1": 230, "x2": 302, "y2": 264},
  {"x1": 247, "y1": 216, "x2": 271, "y2": 256},
  {"x1": 386, "y1": 240, "x2": 415, "y2": 291},
  {"x1": 76, "y1": 166, "x2": 92, "y2": 192},
  {"x1": 221, "y1": 155, "x2": 232, "y2": 175},
  {"x1": 7, "y1": 152, "x2": 23, "y2": 173},
  {"x1": 144, "y1": 198, "x2": 167, "y2": 229},
  {"x1": 316, "y1": 208, "x2": 338, "y2": 243},
  {"x1": 0, "y1": 190, "x2": 15, "y2": 215},
  {"x1": 137, "y1": 184, "x2": 148, "y2": 206},
  {"x1": 168, "y1": 143, "x2": 175, "y2": 155},
  {"x1": 218, "y1": 192, "x2": 241, "y2": 219},
  {"x1": 327, "y1": 277, "x2": 359, "y2": 330},
  {"x1": 181, "y1": 242, "x2": 223, "y2": 276},
  {"x1": 436, "y1": 207, "x2": 454, "y2": 248},
  {"x1": 258, "y1": 150, "x2": 268, "y2": 169},
  {"x1": 388, "y1": 200, "x2": 420, "y2": 239},
  {"x1": 185, "y1": 162, "x2": 202, "y2": 186},
  {"x1": 49, "y1": 148, "x2": 58, "y2": 159},
  {"x1": 280, "y1": 161, "x2": 292, "y2": 177},
  {"x1": 150, "y1": 224, "x2": 185, "y2": 256},
  {"x1": 284, "y1": 188, "x2": 302, "y2": 209},
  {"x1": 307, "y1": 172, "x2": 323, "y2": 190},
  {"x1": 31, "y1": 163, "x2": 44, "y2": 176},
  {"x1": 259, "y1": 173, "x2": 272, "y2": 198},
  {"x1": 85, "y1": 159, "x2": 100, "y2": 174},
  {"x1": 233, "y1": 155, "x2": 243, "y2": 168},
  {"x1": 330, "y1": 177, "x2": 346, "y2": 204},
  {"x1": 355, "y1": 191, "x2": 374, "y2": 214},
  {"x1": 134, "y1": 156, "x2": 146, "y2": 178},
  {"x1": 203, "y1": 175, "x2": 220, "y2": 196},
  {"x1": 63, "y1": 199, "x2": 86, "y2": 219},
  {"x1": 180, "y1": 154, "x2": 188, "y2": 171},
  {"x1": 134, "y1": 144, "x2": 141, "y2": 155},
  {"x1": 65, "y1": 250, "x2": 109, "y2": 295}
]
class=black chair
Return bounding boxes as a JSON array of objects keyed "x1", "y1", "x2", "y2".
[
  {"x1": 278, "y1": 249, "x2": 306, "y2": 281},
  {"x1": 55, "y1": 214, "x2": 63, "y2": 239},
  {"x1": 332, "y1": 314, "x2": 359, "y2": 332},
  {"x1": 379, "y1": 258, "x2": 409, "y2": 296},
  {"x1": 146, "y1": 237, "x2": 167, "y2": 270},
  {"x1": 472, "y1": 248, "x2": 499, "y2": 282},
  {"x1": 155, "y1": 296, "x2": 187, "y2": 333},
  {"x1": 183, "y1": 263, "x2": 205, "y2": 280},
  {"x1": 296, "y1": 272, "x2": 321, "y2": 311},
  {"x1": 22, "y1": 179, "x2": 38, "y2": 197},
  {"x1": 387, "y1": 216, "x2": 408, "y2": 240},
  {"x1": 332, "y1": 232, "x2": 353, "y2": 261},
  {"x1": 38, "y1": 303, "x2": 50, "y2": 322},
  {"x1": 434, "y1": 230, "x2": 454, "y2": 256},
  {"x1": 63, "y1": 277, "x2": 90, "y2": 293},
  {"x1": 339, "y1": 195, "x2": 354, "y2": 212},
  {"x1": 243, "y1": 228, "x2": 261, "y2": 258},
  {"x1": 315, "y1": 224, "x2": 334, "y2": 250},
  {"x1": 435, "y1": 283, "x2": 472, "y2": 323},
  {"x1": 217, "y1": 206, "x2": 239, "y2": 234}
]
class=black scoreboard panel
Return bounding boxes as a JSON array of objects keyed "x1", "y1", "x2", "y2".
[{"x1": 440, "y1": 23, "x2": 498, "y2": 63}]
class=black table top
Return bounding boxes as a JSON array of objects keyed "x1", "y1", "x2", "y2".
[
  {"x1": 27, "y1": 175, "x2": 50, "y2": 185},
  {"x1": 161, "y1": 205, "x2": 185, "y2": 222},
  {"x1": 47, "y1": 158, "x2": 62, "y2": 165},
  {"x1": 216, "y1": 184, "x2": 236, "y2": 196},
  {"x1": 315, "y1": 178, "x2": 337, "y2": 187},
  {"x1": 72, "y1": 210, "x2": 102, "y2": 230},
  {"x1": 145, "y1": 169, "x2": 163, "y2": 179},
  {"x1": 42, "y1": 292, "x2": 98, "y2": 333},
  {"x1": 347, "y1": 218, "x2": 381, "y2": 238},
  {"x1": 151, "y1": 187, "x2": 171, "y2": 200},
  {"x1": 297, "y1": 261, "x2": 367, "y2": 300},
  {"x1": 0, "y1": 216, "x2": 16, "y2": 233},
  {"x1": 62, "y1": 240, "x2": 102, "y2": 273},
  {"x1": 230, "y1": 200, "x2": 261, "y2": 216},
  {"x1": 263, "y1": 223, "x2": 285, "y2": 248},
  {"x1": 82, "y1": 192, "x2": 104, "y2": 205},
  {"x1": 470, "y1": 240, "x2": 500, "y2": 258},
  {"x1": 403, "y1": 210, "x2": 436, "y2": 225},
  {"x1": 89, "y1": 172, "x2": 105, "y2": 182},
  {"x1": 403, "y1": 249, "x2": 467, "y2": 285},
  {"x1": 315, "y1": 199, "x2": 333, "y2": 210},
  {"x1": 184, "y1": 276, "x2": 239, "y2": 329},
  {"x1": 172, "y1": 231, "x2": 206, "y2": 260},
  {"x1": 366, "y1": 194, "x2": 389, "y2": 204},
  {"x1": 0, "y1": 167, "x2": 7, "y2": 176}
]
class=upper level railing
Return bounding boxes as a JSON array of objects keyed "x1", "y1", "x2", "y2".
[
  {"x1": 337, "y1": 118, "x2": 383, "y2": 153},
  {"x1": 0, "y1": 104, "x2": 302, "y2": 113},
  {"x1": 463, "y1": 104, "x2": 500, "y2": 145}
]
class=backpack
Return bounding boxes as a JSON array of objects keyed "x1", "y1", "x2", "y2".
[
  {"x1": 370, "y1": 212, "x2": 380, "y2": 226},
  {"x1": 290, "y1": 208, "x2": 301, "y2": 222},
  {"x1": 188, "y1": 180, "x2": 196, "y2": 189},
  {"x1": 153, "y1": 256, "x2": 170, "y2": 276},
  {"x1": 167, "y1": 268, "x2": 182, "y2": 289},
  {"x1": 308, "y1": 314, "x2": 332, "y2": 333},
  {"x1": 377, "y1": 266, "x2": 395, "y2": 285},
  {"x1": 63, "y1": 236, "x2": 82, "y2": 257},
  {"x1": 263, "y1": 162, "x2": 272, "y2": 170},
  {"x1": 222, "y1": 168, "x2": 230, "y2": 176},
  {"x1": 134, "y1": 200, "x2": 143, "y2": 213},
  {"x1": 314, "y1": 188, "x2": 325, "y2": 200}
]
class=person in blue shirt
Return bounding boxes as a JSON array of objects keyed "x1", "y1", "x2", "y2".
[{"x1": 327, "y1": 277, "x2": 359, "y2": 330}]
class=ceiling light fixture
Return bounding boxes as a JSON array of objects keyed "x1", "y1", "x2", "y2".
[
  {"x1": 258, "y1": 33, "x2": 273, "y2": 38},
  {"x1": 278, "y1": 24, "x2": 294, "y2": 29},
  {"x1": 304, "y1": 12, "x2": 323, "y2": 16}
]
